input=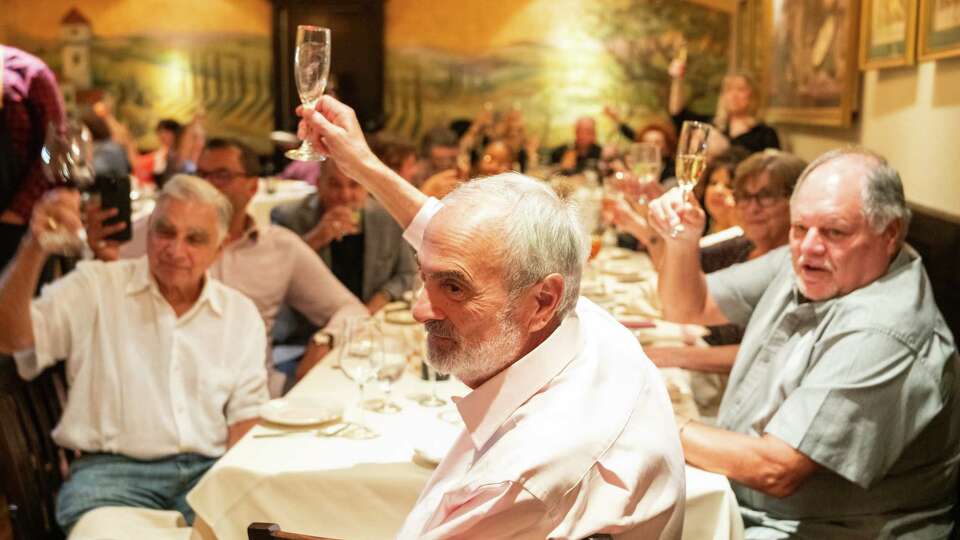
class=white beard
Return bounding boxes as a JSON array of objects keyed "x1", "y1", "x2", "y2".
[{"x1": 424, "y1": 309, "x2": 523, "y2": 384}]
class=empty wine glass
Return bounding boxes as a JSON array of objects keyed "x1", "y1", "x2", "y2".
[
  {"x1": 287, "y1": 25, "x2": 331, "y2": 162},
  {"x1": 39, "y1": 122, "x2": 96, "y2": 255},
  {"x1": 672, "y1": 121, "x2": 711, "y2": 237},
  {"x1": 418, "y1": 362, "x2": 447, "y2": 408},
  {"x1": 339, "y1": 317, "x2": 382, "y2": 439},
  {"x1": 417, "y1": 334, "x2": 446, "y2": 407},
  {"x1": 374, "y1": 335, "x2": 406, "y2": 414}
]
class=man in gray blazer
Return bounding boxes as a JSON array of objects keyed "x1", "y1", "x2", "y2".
[{"x1": 271, "y1": 159, "x2": 417, "y2": 378}]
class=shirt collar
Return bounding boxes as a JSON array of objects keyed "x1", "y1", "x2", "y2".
[
  {"x1": 454, "y1": 309, "x2": 583, "y2": 452},
  {"x1": 125, "y1": 256, "x2": 224, "y2": 316},
  {"x1": 234, "y1": 213, "x2": 261, "y2": 244}
]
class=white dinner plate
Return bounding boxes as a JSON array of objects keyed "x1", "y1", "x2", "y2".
[{"x1": 259, "y1": 398, "x2": 342, "y2": 427}]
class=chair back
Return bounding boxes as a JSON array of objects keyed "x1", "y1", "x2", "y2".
[
  {"x1": 247, "y1": 522, "x2": 339, "y2": 540},
  {"x1": 0, "y1": 358, "x2": 68, "y2": 540}
]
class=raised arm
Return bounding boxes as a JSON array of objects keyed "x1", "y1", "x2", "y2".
[
  {"x1": 667, "y1": 56, "x2": 687, "y2": 117},
  {"x1": 0, "y1": 190, "x2": 82, "y2": 353},
  {"x1": 646, "y1": 188, "x2": 728, "y2": 325},
  {"x1": 298, "y1": 97, "x2": 427, "y2": 228}
]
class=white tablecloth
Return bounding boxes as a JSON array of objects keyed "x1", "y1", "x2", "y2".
[
  {"x1": 187, "y1": 321, "x2": 744, "y2": 539},
  {"x1": 248, "y1": 179, "x2": 315, "y2": 228}
]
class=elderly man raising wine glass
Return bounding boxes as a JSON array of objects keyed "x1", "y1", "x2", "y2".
[{"x1": 295, "y1": 95, "x2": 686, "y2": 539}]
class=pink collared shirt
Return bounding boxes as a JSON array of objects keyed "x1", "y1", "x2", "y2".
[{"x1": 397, "y1": 198, "x2": 685, "y2": 539}]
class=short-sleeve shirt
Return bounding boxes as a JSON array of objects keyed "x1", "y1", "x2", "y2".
[{"x1": 707, "y1": 246, "x2": 960, "y2": 538}]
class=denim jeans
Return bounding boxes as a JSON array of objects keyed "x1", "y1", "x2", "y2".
[{"x1": 56, "y1": 452, "x2": 215, "y2": 534}]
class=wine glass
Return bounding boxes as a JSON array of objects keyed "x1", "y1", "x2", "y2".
[
  {"x1": 624, "y1": 142, "x2": 661, "y2": 204},
  {"x1": 39, "y1": 122, "x2": 96, "y2": 255},
  {"x1": 374, "y1": 335, "x2": 406, "y2": 414},
  {"x1": 672, "y1": 121, "x2": 711, "y2": 237},
  {"x1": 418, "y1": 362, "x2": 447, "y2": 408},
  {"x1": 339, "y1": 317, "x2": 382, "y2": 439},
  {"x1": 286, "y1": 25, "x2": 331, "y2": 162}
]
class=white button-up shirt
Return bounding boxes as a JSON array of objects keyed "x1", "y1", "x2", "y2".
[
  {"x1": 16, "y1": 257, "x2": 269, "y2": 460},
  {"x1": 396, "y1": 198, "x2": 685, "y2": 539}
]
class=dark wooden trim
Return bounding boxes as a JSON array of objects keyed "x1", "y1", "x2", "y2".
[{"x1": 906, "y1": 204, "x2": 960, "y2": 340}]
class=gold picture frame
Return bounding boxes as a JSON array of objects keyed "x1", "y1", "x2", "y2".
[
  {"x1": 860, "y1": 0, "x2": 919, "y2": 69},
  {"x1": 918, "y1": 0, "x2": 960, "y2": 60},
  {"x1": 762, "y1": 0, "x2": 861, "y2": 127}
]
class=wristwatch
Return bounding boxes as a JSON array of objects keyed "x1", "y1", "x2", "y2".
[{"x1": 312, "y1": 331, "x2": 334, "y2": 348}]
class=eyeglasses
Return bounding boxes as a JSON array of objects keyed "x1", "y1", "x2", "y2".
[
  {"x1": 735, "y1": 188, "x2": 784, "y2": 208},
  {"x1": 197, "y1": 169, "x2": 247, "y2": 183}
]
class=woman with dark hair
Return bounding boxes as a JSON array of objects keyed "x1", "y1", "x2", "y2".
[
  {"x1": 151, "y1": 118, "x2": 184, "y2": 187},
  {"x1": 695, "y1": 146, "x2": 750, "y2": 235}
]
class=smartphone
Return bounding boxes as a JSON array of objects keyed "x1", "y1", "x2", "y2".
[{"x1": 95, "y1": 174, "x2": 132, "y2": 242}]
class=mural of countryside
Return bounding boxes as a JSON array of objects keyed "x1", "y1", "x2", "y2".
[
  {"x1": 384, "y1": 0, "x2": 731, "y2": 147},
  {"x1": 11, "y1": 8, "x2": 273, "y2": 153}
]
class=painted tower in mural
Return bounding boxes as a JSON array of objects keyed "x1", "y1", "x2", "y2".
[{"x1": 60, "y1": 8, "x2": 92, "y2": 90}]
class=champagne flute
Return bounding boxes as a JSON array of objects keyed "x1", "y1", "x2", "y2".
[
  {"x1": 39, "y1": 122, "x2": 96, "y2": 255},
  {"x1": 625, "y1": 142, "x2": 661, "y2": 204},
  {"x1": 671, "y1": 121, "x2": 710, "y2": 237},
  {"x1": 286, "y1": 25, "x2": 331, "y2": 162},
  {"x1": 339, "y1": 317, "x2": 382, "y2": 439}
]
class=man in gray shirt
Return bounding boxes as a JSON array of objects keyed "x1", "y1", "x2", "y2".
[{"x1": 647, "y1": 147, "x2": 960, "y2": 539}]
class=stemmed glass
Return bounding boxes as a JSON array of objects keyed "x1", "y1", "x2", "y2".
[
  {"x1": 374, "y1": 335, "x2": 406, "y2": 414},
  {"x1": 286, "y1": 25, "x2": 331, "y2": 162},
  {"x1": 671, "y1": 121, "x2": 711, "y2": 237},
  {"x1": 339, "y1": 317, "x2": 383, "y2": 439},
  {"x1": 418, "y1": 363, "x2": 447, "y2": 408},
  {"x1": 624, "y1": 142, "x2": 661, "y2": 205},
  {"x1": 39, "y1": 122, "x2": 96, "y2": 255}
]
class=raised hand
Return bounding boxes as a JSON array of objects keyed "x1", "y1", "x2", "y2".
[
  {"x1": 29, "y1": 189, "x2": 83, "y2": 255},
  {"x1": 647, "y1": 187, "x2": 706, "y2": 245},
  {"x1": 305, "y1": 205, "x2": 360, "y2": 249},
  {"x1": 297, "y1": 96, "x2": 378, "y2": 180}
]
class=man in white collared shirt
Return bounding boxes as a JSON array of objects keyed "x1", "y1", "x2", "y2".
[
  {"x1": 86, "y1": 138, "x2": 367, "y2": 395},
  {"x1": 0, "y1": 175, "x2": 269, "y2": 533},
  {"x1": 296, "y1": 97, "x2": 685, "y2": 539}
]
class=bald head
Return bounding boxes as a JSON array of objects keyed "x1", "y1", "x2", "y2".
[{"x1": 574, "y1": 117, "x2": 597, "y2": 150}]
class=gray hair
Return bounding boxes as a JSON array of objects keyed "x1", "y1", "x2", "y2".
[
  {"x1": 155, "y1": 174, "x2": 234, "y2": 243},
  {"x1": 792, "y1": 147, "x2": 911, "y2": 243},
  {"x1": 444, "y1": 173, "x2": 586, "y2": 320}
]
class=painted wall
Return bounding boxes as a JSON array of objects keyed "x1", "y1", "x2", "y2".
[
  {"x1": 776, "y1": 59, "x2": 960, "y2": 218},
  {"x1": 2, "y1": 0, "x2": 273, "y2": 152},
  {"x1": 383, "y1": 0, "x2": 733, "y2": 147}
]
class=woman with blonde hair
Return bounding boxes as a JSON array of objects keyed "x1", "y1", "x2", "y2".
[{"x1": 668, "y1": 58, "x2": 780, "y2": 154}]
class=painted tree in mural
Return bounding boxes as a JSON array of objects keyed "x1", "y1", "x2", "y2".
[
  {"x1": 590, "y1": 0, "x2": 731, "y2": 117},
  {"x1": 383, "y1": 0, "x2": 732, "y2": 145}
]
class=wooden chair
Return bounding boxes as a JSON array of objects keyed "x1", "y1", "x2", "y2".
[
  {"x1": 247, "y1": 522, "x2": 339, "y2": 540},
  {"x1": 0, "y1": 357, "x2": 69, "y2": 540},
  {"x1": 246, "y1": 522, "x2": 612, "y2": 540}
]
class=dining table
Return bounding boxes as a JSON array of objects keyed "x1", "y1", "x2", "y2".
[{"x1": 186, "y1": 246, "x2": 745, "y2": 540}]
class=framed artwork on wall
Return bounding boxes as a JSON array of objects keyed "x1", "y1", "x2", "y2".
[
  {"x1": 918, "y1": 0, "x2": 960, "y2": 60},
  {"x1": 762, "y1": 0, "x2": 861, "y2": 127},
  {"x1": 860, "y1": 0, "x2": 919, "y2": 69}
]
